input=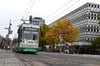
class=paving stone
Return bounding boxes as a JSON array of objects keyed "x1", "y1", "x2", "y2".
[{"x1": 0, "y1": 49, "x2": 25, "y2": 66}]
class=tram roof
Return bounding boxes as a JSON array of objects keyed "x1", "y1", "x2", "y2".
[{"x1": 18, "y1": 23, "x2": 39, "y2": 28}]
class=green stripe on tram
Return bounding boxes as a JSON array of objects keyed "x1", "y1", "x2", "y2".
[{"x1": 17, "y1": 47, "x2": 39, "y2": 53}]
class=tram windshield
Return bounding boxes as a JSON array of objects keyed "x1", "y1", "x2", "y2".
[
  {"x1": 23, "y1": 27, "x2": 38, "y2": 40},
  {"x1": 23, "y1": 33, "x2": 38, "y2": 40}
]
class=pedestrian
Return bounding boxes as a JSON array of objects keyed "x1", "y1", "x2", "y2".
[{"x1": 3, "y1": 45, "x2": 8, "y2": 52}]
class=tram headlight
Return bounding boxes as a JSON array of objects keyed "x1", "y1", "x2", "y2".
[{"x1": 22, "y1": 39, "x2": 27, "y2": 44}]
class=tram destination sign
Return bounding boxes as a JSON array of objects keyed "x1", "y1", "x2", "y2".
[{"x1": 23, "y1": 27, "x2": 38, "y2": 32}]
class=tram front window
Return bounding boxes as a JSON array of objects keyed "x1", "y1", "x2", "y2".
[
  {"x1": 23, "y1": 33, "x2": 32, "y2": 40},
  {"x1": 23, "y1": 33, "x2": 38, "y2": 40}
]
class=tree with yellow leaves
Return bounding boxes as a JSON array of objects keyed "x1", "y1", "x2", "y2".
[
  {"x1": 45, "y1": 27, "x2": 59, "y2": 50},
  {"x1": 45, "y1": 19, "x2": 80, "y2": 49}
]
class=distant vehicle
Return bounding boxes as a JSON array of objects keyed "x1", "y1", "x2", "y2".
[{"x1": 14, "y1": 23, "x2": 39, "y2": 53}]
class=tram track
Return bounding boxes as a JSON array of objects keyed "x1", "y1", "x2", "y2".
[
  {"x1": 14, "y1": 51, "x2": 100, "y2": 66},
  {"x1": 14, "y1": 52, "x2": 48, "y2": 66}
]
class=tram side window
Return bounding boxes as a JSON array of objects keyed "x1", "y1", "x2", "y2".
[{"x1": 33, "y1": 34, "x2": 37, "y2": 40}]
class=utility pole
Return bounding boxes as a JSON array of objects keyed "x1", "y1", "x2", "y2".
[{"x1": 5, "y1": 19, "x2": 13, "y2": 50}]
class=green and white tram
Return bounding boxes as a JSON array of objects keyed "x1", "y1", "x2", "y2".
[{"x1": 16, "y1": 23, "x2": 39, "y2": 53}]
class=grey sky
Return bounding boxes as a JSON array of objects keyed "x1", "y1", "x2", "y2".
[{"x1": 0, "y1": 0, "x2": 100, "y2": 39}]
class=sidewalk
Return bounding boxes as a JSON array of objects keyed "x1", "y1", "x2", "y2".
[
  {"x1": 65, "y1": 53, "x2": 100, "y2": 58},
  {"x1": 0, "y1": 49, "x2": 25, "y2": 66},
  {"x1": 40, "y1": 51, "x2": 100, "y2": 58}
]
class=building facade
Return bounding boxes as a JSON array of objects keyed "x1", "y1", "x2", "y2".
[{"x1": 49, "y1": 2, "x2": 100, "y2": 46}]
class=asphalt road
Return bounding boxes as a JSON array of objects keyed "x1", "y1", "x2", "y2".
[{"x1": 14, "y1": 51, "x2": 100, "y2": 66}]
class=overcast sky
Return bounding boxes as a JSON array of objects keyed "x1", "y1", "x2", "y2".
[{"x1": 0, "y1": 0, "x2": 100, "y2": 39}]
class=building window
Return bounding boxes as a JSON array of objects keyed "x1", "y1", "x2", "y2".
[
  {"x1": 98, "y1": 5, "x2": 99, "y2": 8},
  {"x1": 95, "y1": 5, "x2": 96, "y2": 8},
  {"x1": 91, "y1": 17, "x2": 93, "y2": 19},
  {"x1": 92, "y1": 4, "x2": 93, "y2": 7},
  {"x1": 94, "y1": 14, "x2": 96, "y2": 16},
  {"x1": 88, "y1": 4, "x2": 90, "y2": 7},
  {"x1": 91, "y1": 13, "x2": 93, "y2": 16},
  {"x1": 94, "y1": 17, "x2": 96, "y2": 20},
  {"x1": 97, "y1": 29, "x2": 99, "y2": 32},
  {"x1": 88, "y1": 16, "x2": 90, "y2": 19},
  {"x1": 88, "y1": 38, "x2": 89, "y2": 41}
]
